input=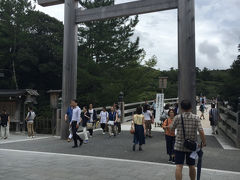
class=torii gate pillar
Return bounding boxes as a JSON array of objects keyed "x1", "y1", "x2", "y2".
[
  {"x1": 61, "y1": 0, "x2": 78, "y2": 139},
  {"x1": 178, "y1": 0, "x2": 196, "y2": 113}
]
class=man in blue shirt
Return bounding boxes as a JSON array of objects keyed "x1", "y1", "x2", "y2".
[{"x1": 65, "y1": 104, "x2": 73, "y2": 142}]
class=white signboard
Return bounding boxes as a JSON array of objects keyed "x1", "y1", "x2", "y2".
[{"x1": 155, "y1": 93, "x2": 164, "y2": 123}]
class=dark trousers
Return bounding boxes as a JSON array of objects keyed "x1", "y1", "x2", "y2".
[
  {"x1": 88, "y1": 128, "x2": 93, "y2": 136},
  {"x1": 72, "y1": 121, "x2": 82, "y2": 146},
  {"x1": 165, "y1": 135, "x2": 175, "y2": 156},
  {"x1": 116, "y1": 122, "x2": 121, "y2": 133},
  {"x1": 153, "y1": 110, "x2": 156, "y2": 118},
  {"x1": 101, "y1": 123, "x2": 106, "y2": 132}
]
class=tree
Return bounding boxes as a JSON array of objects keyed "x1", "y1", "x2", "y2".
[
  {"x1": 0, "y1": 0, "x2": 63, "y2": 90},
  {"x1": 0, "y1": 0, "x2": 34, "y2": 89},
  {"x1": 78, "y1": 0, "x2": 144, "y2": 67},
  {"x1": 221, "y1": 44, "x2": 240, "y2": 111},
  {"x1": 145, "y1": 55, "x2": 157, "y2": 68}
]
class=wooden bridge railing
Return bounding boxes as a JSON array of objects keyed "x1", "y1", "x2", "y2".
[
  {"x1": 36, "y1": 98, "x2": 178, "y2": 134},
  {"x1": 218, "y1": 104, "x2": 240, "y2": 148}
]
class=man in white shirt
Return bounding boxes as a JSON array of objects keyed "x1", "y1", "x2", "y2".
[{"x1": 70, "y1": 99, "x2": 83, "y2": 148}]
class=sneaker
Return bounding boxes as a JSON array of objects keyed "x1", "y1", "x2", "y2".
[
  {"x1": 67, "y1": 138, "x2": 71, "y2": 142},
  {"x1": 4, "y1": 137, "x2": 7, "y2": 139},
  {"x1": 90, "y1": 135, "x2": 93, "y2": 138},
  {"x1": 72, "y1": 145, "x2": 78, "y2": 148},
  {"x1": 27, "y1": 136, "x2": 31, "y2": 139},
  {"x1": 84, "y1": 140, "x2": 88, "y2": 144},
  {"x1": 102, "y1": 132, "x2": 105, "y2": 135},
  {"x1": 172, "y1": 157, "x2": 175, "y2": 164},
  {"x1": 139, "y1": 146, "x2": 143, "y2": 151},
  {"x1": 32, "y1": 136, "x2": 35, "y2": 138}
]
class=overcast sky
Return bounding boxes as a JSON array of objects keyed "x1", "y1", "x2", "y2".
[{"x1": 34, "y1": 0, "x2": 240, "y2": 70}]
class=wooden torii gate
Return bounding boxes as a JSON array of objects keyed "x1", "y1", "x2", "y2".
[{"x1": 38, "y1": 0, "x2": 196, "y2": 139}]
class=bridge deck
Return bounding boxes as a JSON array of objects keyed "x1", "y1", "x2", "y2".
[{"x1": 0, "y1": 127, "x2": 239, "y2": 180}]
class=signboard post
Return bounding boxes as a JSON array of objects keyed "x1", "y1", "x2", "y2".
[{"x1": 155, "y1": 93, "x2": 164, "y2": 123}]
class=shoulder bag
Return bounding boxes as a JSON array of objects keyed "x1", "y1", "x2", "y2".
[
  {"x1": 181, "y1": 114, "x2": 197, "y2": 151},
  {"x1": 87, "y1": 122, "x2": 93, "y2": 129}
]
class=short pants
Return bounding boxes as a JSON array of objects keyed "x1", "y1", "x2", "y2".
[{"x1": 175, "y1": 150, "x2": 195, "y2": 166}]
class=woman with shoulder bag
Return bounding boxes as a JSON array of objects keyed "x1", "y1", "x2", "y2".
[
  {"x1": 88, "y1": 104, "x2": 97, "y2": 137},
  {"x1": 108, "y1": 107, "x2": 117, "y2": 137},
  {"x1": 162, "y1": 109, "x2": 176, "y2": 163},
  {"x1": 132, "y1": 106, "x2": 146, "y2": 151}
]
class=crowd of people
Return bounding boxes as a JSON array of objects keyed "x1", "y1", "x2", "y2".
[{"x1": 64, "y1": 99, "x2": 122, "y2": 148}]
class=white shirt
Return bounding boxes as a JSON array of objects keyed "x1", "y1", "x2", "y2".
[
  {"x1": 100, "y1": 111, "x2": 108, "y2": 123},
  {"x1": 144, "y1": 110, "x2": 152, "y2": 120},
  {"x1": 71, "y1": 106, "x2": 81, "y2": 124},
  {"x1": 27, "y1": 111, "x2": 36, "y2": 123},
  {"x1": 89, "y1": 109, "x2": 94, "y2": 122}
]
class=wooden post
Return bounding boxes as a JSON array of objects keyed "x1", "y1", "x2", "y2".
[
  {"x1": 120, "y1": 102, "x2": 125, "y2": 123},
  {"x1": 56, "y1": 109, "x2": 61, "y2": 136},
  {"x1": 60, "y1": 0, "x2": 78, "y2": 139},
  {"x1": 178, "y1": 0, "x2": 196, "y2": 113}
]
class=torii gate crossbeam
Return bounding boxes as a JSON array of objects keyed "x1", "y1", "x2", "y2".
[{"x1": 38, "y1": 0, "x2": 196, "y2": 139}]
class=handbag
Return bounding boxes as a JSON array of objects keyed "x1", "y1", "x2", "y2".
[
  {"x1": 108, "y1": 120, "x2": 114, "y2": 126},
  {"x1": 181, "y1": 115, "x2": 197, "y2": 151},
  {"x1": 130, "y1": 121, "x2": 135, "y2": 134},
  {"x1": 87, "y1": 122, "x2": 93, "y2": 129}
]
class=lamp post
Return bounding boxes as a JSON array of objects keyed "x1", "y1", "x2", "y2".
[
  {"x1": 118, "y1": 91, "x2": 124, "y2": 102},
  {"x1": 159, "y1": 77, "x2": 168, "y2": 93}
]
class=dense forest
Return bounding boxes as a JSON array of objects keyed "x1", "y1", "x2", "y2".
[{"x1": 0, "y1": 0, "x2": 239, "y2": 117}]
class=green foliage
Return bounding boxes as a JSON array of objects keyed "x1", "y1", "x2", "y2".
[
  {"x1": 78, "y1": 0, "x2": 144, "y2": 67},
  {"x1": 0, "y1": 0, "x2": 63, "y2": 90},
  {"x1": 220, "y1": 44, "x2": 240, "y2": 110},
  {"x1": 145, "y1": 55, "x2": 158, "y2": 68}
]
